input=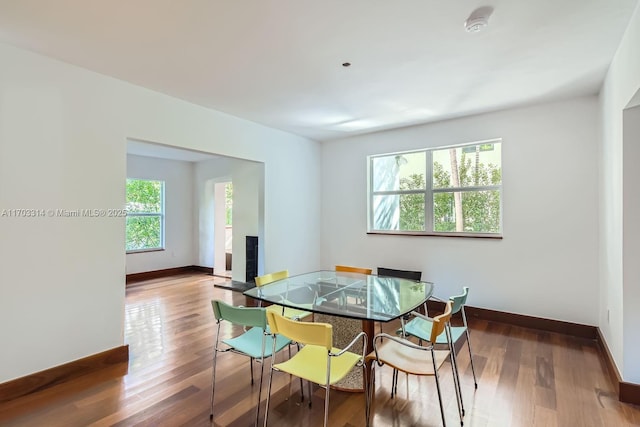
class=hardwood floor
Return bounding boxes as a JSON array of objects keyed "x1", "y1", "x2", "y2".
[{"x1": 0, "y1": 273, "x2": 639, "y2": 426}]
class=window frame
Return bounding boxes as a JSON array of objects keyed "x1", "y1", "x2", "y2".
[
  {"x1": 126, "y1": 178, "x2": 166, "y2": 253},
  {"x1": 367, "y1": 139, "x2": 503, "y2": 238}
]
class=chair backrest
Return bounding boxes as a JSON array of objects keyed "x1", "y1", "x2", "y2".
[
  {"x1": 449, "y1": 287, "x2": 469, "y2": 314},
  {"x1": 377, "y1": 267, "x2": 422, "y2": 281},
  {"x1": 255, "y1": 270, "x2": 289, "y2": 287},
  {"x1": 266, "y1": 311, "x2": 333, "y2": 350},
  {"x1": 211, "y1": 300, "x2": 267, "y2": 330},
  {"x1": 429, "y1": 301, "x2": 453, "y2": 343},
  {"x1": 336, "y1": 265, "x2": 372, "y2": 275}
]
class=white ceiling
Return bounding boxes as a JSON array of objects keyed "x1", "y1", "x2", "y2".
[{"x1": 0, "y1": 1, "x2": 637, "y2": 142}]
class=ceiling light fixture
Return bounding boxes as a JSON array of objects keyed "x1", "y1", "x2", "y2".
[{"x1": 464, "y1": 6, "x2": 494, "y2": 33}]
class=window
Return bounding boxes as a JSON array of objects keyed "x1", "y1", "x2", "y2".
[
  {"x1": 368, "y1": 140, "x2": 502, "y2": 237},
  {"x1": 126, "y1": 179, "x2": 165, "y2": 251}
]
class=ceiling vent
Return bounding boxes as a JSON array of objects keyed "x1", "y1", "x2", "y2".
[{"x1": 465, "y1": 6, "x2": 494, "y2": 33}]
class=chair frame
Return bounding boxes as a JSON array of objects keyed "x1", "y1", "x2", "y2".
[
  {"x1": 368, "y1": 302, "x2": 463, "y2": 427},
  {"x1": 416, "y1": 287, "x2": 478, "y2": 389},
  {"x1": 263, "y1": 312, "x2": 370, "y2": 427},
  {"x1": 210, "y1": 300, "x2": 291, "y2": 426}
]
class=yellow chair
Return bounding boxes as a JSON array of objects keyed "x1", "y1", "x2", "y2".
[
  {"x1": 366, "y1": 301, "x2": 463, "y2": 427},
  {"x1": 313, "y1": 265, "x2": 372, "y2": 391},
  {"x1": 263, "y1": 312, "x2": 369, "y2": 427},
  {"x1": 255, "y1": 270, "x2": 312, "y2": 321}
]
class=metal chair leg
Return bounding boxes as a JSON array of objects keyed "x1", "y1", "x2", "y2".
[
  {"x1": 432, "y1": 349, "x2": 447, "y2": 427},
  {"x1": 446, "y1": 325, "x2": 465, "y2": 420},
  {"x1": 462, "y1": 311, "x2": 478, "y2": 389},
  {"x1": 250, "y1": 357, "x2": 254, "y2": 385},
  {"x1": 210, "y1": 323, "x2": 221, "y2": 420},
  {"x1": 263, "y1": 340, "x2": 278, "y2": 427}
]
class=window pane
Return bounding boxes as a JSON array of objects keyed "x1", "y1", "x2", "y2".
[
  {"x1": 400, "y1": 193, "x2": 425, "y2": 231},
  {"x1": 433, "y1": 143, "x2": 502, "y2": 189},
  {"x1": 126, "y1": 215, "x2": 162, "y2": 250},
  {"x1": 373, "y1": 193, "x2": 425, "y2": 231},
  {"x1": 126, "y1": 179, "x2": 163, "y2": 213},
  {"x1": 433, "y1": 190, "x2": 501, "y2": 233},
  {"x1": 372, "y1": 152, "x2": 426, "y2": 191}
]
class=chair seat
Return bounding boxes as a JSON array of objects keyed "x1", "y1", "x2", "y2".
[
  {"x1": 369, "y1": 338, "x2": 450, "y2": 376},
  {"x1": 266, "y1": 303, "x2": 312, "y2": 320},
  {"x1": 404, "y1": 317, "x2": 467, "y2": 344},
  {"x1": 223, "y1": 327, "x2": 290, "y2": 359},
  {"x1": 273, "y1": 344, "x2": 361, "y2": 385}
]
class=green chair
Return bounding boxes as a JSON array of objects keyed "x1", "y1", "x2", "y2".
[
  {"x1": 403, "y1": 287, "x2": 478, "y2": 389},
  {"x1": 210, "y1": 300, "x2": 292, "y2": 426}
]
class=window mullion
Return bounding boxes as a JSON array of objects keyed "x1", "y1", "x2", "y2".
[{"x1": 425, "y1": 150, "x2": 434, "y2": 233}]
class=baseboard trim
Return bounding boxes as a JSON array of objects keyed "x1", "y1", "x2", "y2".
[
  {"x1": 465, "y1": 305, "x2": 597, "y2": 339},
  {"x1": 0, "y1": 345, "x2": 129, "y2": 403},
  {"x1": 425, "y1": 300, "x2": 597, "y2": 339},
  {"x1": 191, "y1": 265, "x2": 214, "y2": 275},
  {"x1": 126, "y1": 265, "x2": 213, "y2": 284},
  {"x1": 596, "y1": 328, "x2": 640, "y2": 405}
]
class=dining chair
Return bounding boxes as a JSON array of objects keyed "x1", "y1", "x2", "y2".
[
  {"x1": 366, "y1": 301, "x2": 463, "y2": 427},
  {"x1": 313, "y1": 265, "x2": 373, "y2": 391},
  {"x1": 210, "y1": 300, "x2": 292, "y2": 426},
  {"x1": 404, "y1": 286, "x2": 478, "y2": 389},
  {"x1": 263, "y1": 311, "x2": 369, "y2": 427},
  {"x1": 375, "y1": 267, "x2": 423, "y2": 334},
  {"x1": 255, "y1": 270, "x2": 313, "y2": 321},
  {"x1": 376, "y1": 267, "x2": 422, "y2": 281},
  {"x1": 336, "y1": 265, "x2": 373, "y2": 275}
]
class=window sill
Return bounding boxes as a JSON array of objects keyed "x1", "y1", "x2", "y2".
[
  {"x1": 126, "y1": 248, "x2": 165, "y2": 254},
  {"x1": 367, "y1": 231, "x2": 502, "y2": 239}
]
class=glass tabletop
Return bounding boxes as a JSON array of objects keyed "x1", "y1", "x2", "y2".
[{"x1": 243, "y1": 270, "x2": 434, "y2": 322}]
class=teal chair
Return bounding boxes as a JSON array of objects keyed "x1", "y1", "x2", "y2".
[
  {"x1": 403, "y1": 287, "x2": 478, "y2": 390},
  {"x1": 210, "y1": 300, "x2": 292, "y2": 426}
]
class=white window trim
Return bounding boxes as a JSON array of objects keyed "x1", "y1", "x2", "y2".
[
  {"x1": 367, "y1": 139, "x2": 503, "y2": 238},
  {"x1": 126, "y1": 179, "x2": 166, "y2": 253}
]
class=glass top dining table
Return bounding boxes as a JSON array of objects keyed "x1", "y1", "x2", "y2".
[{"x1": 243, "y1": 270, "x2": 434, "y2": 322}]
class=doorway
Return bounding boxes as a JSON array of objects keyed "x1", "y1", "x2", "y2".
[{"x1": 214, "y1": 181, "x2": 233, "y2": 279}]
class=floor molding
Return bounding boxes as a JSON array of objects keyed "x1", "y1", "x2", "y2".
[
  {"x1": 126, "y1": 265, "x2": 212, "y2": 285},
  {"x1": 596, "y1": 328, "x2": 640, "y2": 405},
  {"x1": 0, "y1": 345, "x2": 129, "y2": 403}
]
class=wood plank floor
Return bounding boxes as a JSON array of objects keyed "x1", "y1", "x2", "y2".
[{"x1": 1, "y1": 273, "x2": 639, "y2": 426}]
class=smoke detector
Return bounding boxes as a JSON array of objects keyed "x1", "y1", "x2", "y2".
[{"x1": 464, "y1": 6, "x2": 494, "y2": 33}]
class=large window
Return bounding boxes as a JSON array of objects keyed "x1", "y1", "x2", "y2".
[
  {"x1": 368, "y1": 140, "x2": 502, "y2": 237},
  {"x1": 126, "y1": 179, "x2": 165, "y2": 251}
]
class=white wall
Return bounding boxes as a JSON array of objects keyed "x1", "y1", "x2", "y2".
[
  {"x1": 321, "y1": 97, "x2": 600, "y2": 325},
  {"x1": 125, "y1": 154, "x2": 194, "y2": 274},
  {"x1": 0, "y1": 42, "x2": 321, "y2": 383},
  {"x1": 599, "y1": 2, "x2": 640, "y2": 382}
]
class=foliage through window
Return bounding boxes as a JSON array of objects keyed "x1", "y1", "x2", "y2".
[
  {"x1": 368, "y1": 140, "x2": 502, "y2": 236},
  {"x1": 126, "y1": 179, "x2": 165, "y2": 251}
]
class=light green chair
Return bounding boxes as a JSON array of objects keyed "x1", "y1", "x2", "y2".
[
  {"x1": 210, "y1": 300, "x2": 291, "y2": 426},
  {"x1": 403, "y1": 287, "x2": 478, "y2": 389}
]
